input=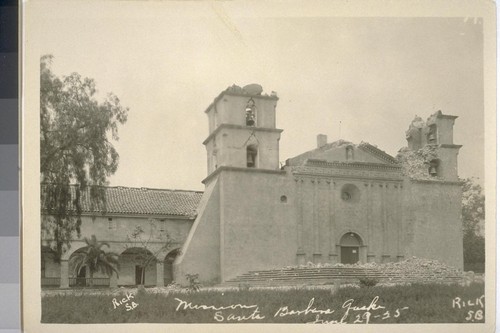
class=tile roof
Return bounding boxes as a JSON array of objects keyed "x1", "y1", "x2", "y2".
[{"x1": 41, "y1": 185, "x2": 203, "y2": 217}]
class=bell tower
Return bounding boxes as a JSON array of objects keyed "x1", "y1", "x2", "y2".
[
  {"x1": 405, "y1": 110, "x2": 462, "y2": 181},
  {"x1": 425, "y1": 111, "x2": 462, "y2": 181},
  {"x1": 203, "y1": 84, "x2": 282, "y2": 178}
]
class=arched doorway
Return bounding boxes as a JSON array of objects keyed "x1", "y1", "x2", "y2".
[
  {"x1": 119, "y1": 247, "x2": 157, "y2": 286},
  {"x1": 164, "y1": 248, "x2": 180, "y2": 285},
  {"x1": 340, "y1": 232, "x2": 362, "y2": 264}
]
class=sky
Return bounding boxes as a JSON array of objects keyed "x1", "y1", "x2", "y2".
[{"x1": 28, "y1": 1, "x2": 485, "y2": 191}]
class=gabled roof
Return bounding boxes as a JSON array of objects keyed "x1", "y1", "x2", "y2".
[
  {"x1": 41, "y1": 184, "x2": 203, "y2": 217},
  {"x1": 286, "y1": 139, "x2": 398, "y2": 166}
]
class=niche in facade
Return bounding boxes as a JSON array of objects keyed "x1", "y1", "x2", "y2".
[
  {"x1": 346, "y1": 145, "x2": 354, "y2": 161},
  {"x1": 245, "y1": 98, "x2": 256, "y2": 126},
  {"x1": 341, "y1": 184, "x2": 361, "y2": 203}
]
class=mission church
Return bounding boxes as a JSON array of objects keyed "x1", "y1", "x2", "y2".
[{"x1": 41, "y1": 84, "x2": 463, "y2": 288}]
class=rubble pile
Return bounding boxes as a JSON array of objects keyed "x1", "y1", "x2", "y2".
[
  {"x1": 396, "y1": 145, "x2": 441, "y2": 180},
  {"x1": 374, "y1": 257, "x2": 463, "y2": 281},
  {"x1": 280, "y1": 257, "x2": 467, "y2": 284}
]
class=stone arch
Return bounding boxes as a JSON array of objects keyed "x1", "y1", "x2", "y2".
[
  {"x1": 336, "y1": 230, "x2": 367, "y2": 264},
  {"x1": 163, "y1": 248, "x2": 181, "y2": 285},
  {"x1": 60, "y1": 241, "x2": 88, "y2": 261},
  {"x1": 119, "y1": 247, "x2": 157, "y2": 286},
  {"x1": 336, "y1": 229, "x2": 366, "y2": 246},
  {"x1": 68, "y1": 247, "x2": 91, "y2": 286}
]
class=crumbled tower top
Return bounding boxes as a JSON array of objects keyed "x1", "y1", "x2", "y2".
[{"x1": 224, "y1": 83, "x2": 277, "y2": 98}]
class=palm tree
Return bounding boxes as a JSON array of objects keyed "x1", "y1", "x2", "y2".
[{"x1": 69, "y1": 235, "x2": 119, "y2": 287}]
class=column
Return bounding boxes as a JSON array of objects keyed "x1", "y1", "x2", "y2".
[
  {"x1": 313, "y1": 179, "x2": 321, "y2": 263},
  {"x1": 219, "y1": 173, "x2": 225, "y2": 281},
  {"x1": 110, "y1": 272, "x2": 118, "y2": 288},
  {"x1": 381, "y1": 183, "x2": 390, "y2": 263},
  {"x1": 397, "y1": 184, "x2": 404, "y2": 261},
  {"x1": 60, "y1": 260, "x2": 69, "y2": 288},
  {"x1": 360, "y1": 246, "x2": 368, "y2": 264},
  {"x1": 296, "y1": 178, "x2": 306, "y2": 264},
  {"x1": 328, "y1": 180, "x2": 338, "y2": 263},
  {"x1": 366, "y1": 182, "x2": 375, "y2": 263},
  {"x1": 156, "y1": 262, "x2": 164, "y2": 287}
]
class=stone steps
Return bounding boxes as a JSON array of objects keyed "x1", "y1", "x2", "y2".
[{"x1": 224, "y1": 265, "x2": 464, "y2": 287}]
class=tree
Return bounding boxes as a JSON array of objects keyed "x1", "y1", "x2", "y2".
[
  {"x1": 124, "y1": 219, "x2": 178, "y2": 285},
  {"x1": 40, "y1": 55, "x2": 128, "y2": 260},
  {"x1": 69, "y1": 235, "x2": 119, "y2": 287},
  {"x1": 461, "y1": 177, "x2": 485, "y2": 235},
  {"x1": 461, "y1": 177, "x2": 485, "y2": 272}
]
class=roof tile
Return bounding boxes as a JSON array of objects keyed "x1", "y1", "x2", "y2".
[{"x1": 41, "y1": 185, "x2": 203, "y2": 217}]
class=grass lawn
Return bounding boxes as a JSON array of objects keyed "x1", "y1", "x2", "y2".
[{"x1": 42, "y1": 282, "x2": 485, "y2": 324}]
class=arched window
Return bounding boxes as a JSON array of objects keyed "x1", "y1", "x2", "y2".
[
  {"x1": 428, "y1": 159, "x2": 441, "y2": 177},
  {"x1": 247, "y1": 145, "x2": 258, "y2": 168},
  {"x1": 427, "y1": 124, "x2": 437, "y2": 144},
  {"x1": 245, "y1": 98, "x2": 256, "y2": 126}
]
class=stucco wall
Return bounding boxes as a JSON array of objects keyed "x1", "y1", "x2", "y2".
[
  {"x1": 214, "y1": 94, "x2": 277, "y2": 129},
  {"x1": 42, "y1": 213, "x2": 193, "y2": 284},
  {"x1": 174, "y1": 180, "x2": 221, "y2": 285},
  {"x1": 118, "y1": 253, "x2": 157, "y2": 285},
  {"x1": 42, "y1": 214, "x2": 193, "y2": 260},
  {"x1": 436, "y1": 147, "x2": 460, "y2": 181},
  {"x1": 205, "y1": 126, "x2": 281, "y2": 173},
  {"x1": 295, "y1": 176, "x2": 403, "y2": 264},
  {"x1": 403, "y1": 180, "x2": 463, "y2": 269},
  {"x1": 219, "y1": 169, "x2": 296, "y2": 281}
]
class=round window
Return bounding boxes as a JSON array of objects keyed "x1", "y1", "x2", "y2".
[{"x1": 340, "y1": 184, "x2": 360, "y2": 203}]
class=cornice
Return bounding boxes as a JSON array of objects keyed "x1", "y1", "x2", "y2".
[
  {"x1": 305, "y1": 159, "x2": 402, "y2": 172},
  {"x1": 292, "y1": 173, "x2": 404, "y2": 183},
  {"x1": 410, "y1": 179, "x2": 463, "y2": 185},
  {"x1": 202, "y1": 166, "x2": 286, "y2": 184},
  {"x1": 439, "y1": 144, "x2": 462, "y2": 149},
  {"x1": 203, "y1": 124, "x2": 283, "y2": 145}
]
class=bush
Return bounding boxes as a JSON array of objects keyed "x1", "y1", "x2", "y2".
[
  {"x1": 464, "y1": 262, "x2": 485, "y2": 273},
  {"x1": 136, "y1": 285, "x2": 147, "y2": 297},
  {"x1": 358, "y1": 277, "x2": 379, "y2": 287},
  {"x1": 238, "y1": 282, "x2": 251, "y2": 291},
  {"x1": 185, "y1": 273, "x2": 201, "y2": 292}
]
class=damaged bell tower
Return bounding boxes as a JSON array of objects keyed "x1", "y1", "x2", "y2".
[{"x1": 405, "y1": 110, "x2": 462, "y2": 181}]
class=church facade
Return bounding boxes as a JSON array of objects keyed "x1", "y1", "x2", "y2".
[
  {"x1": 174, "y1": 84, "x2": 463, "y2": 285},
  {"x1": 41, "y1": 84, "x2": 463, "y2": 288}
]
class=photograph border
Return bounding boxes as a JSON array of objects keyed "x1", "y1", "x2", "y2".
[{"x1": 21, "y1": 0, "x2": 496, "y2": 332}]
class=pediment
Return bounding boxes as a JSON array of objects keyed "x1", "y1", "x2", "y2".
[{"x1": 287, "y1": 140, "x2": 398, "y2": 166}]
